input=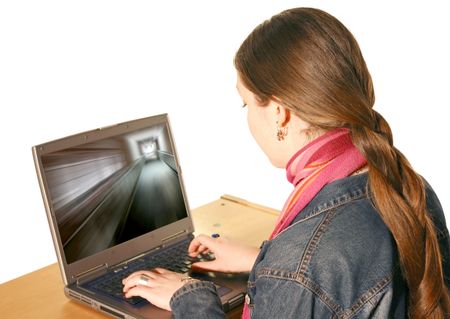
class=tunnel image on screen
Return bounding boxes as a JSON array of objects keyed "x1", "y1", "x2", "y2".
[{"x1": 41, "y1": 124, "x2": 188, "y2": 264}]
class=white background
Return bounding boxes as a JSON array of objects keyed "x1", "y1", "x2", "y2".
[{"x1": 1, "y1": 1, "x2": 449, "y2": 284}]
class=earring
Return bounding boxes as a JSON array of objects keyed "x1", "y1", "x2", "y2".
[{"x1": 276, "y1": 125, "x2": 288, "y2": 141}]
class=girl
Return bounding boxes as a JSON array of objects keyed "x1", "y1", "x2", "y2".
[{"x1": 123, "y1": 7, "x2": 449, "y2": 318}]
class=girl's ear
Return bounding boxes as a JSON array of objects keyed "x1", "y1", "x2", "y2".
[{"x1": 274, "y1": 102, "x2": 291, "y2": 128}]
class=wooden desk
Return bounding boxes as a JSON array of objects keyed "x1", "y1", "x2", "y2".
[{"x1": 0, "y1": 195, "x2": 279, "y2": 319}]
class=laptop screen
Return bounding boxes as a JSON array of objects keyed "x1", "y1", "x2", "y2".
[{"x1": 39, "y1": 121, "x2": 188, "y2": 264}]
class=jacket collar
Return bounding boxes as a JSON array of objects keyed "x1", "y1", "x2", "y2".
[{"x1": 292, "y1": 172, "x2": 370, "y2": 224}]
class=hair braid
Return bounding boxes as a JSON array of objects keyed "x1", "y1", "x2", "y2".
[{"x1": 350, "y1": 111, "x2": 449, "y2": 318}]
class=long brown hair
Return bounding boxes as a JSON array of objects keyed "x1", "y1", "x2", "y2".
[{"x1": 235, "y1": 7, "x2": 449, "y2": 318}]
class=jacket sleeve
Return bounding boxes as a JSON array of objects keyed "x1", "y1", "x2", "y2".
[{"x1": 170, "y1": 280, "x2": 226, "y2": 319}]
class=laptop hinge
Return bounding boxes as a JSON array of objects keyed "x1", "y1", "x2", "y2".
[
  {"x1": 73, "y1": 263, "x2": 108, "y2": 284},
  {"x1": 116, "y1": 246, "x2": 161, "y2": 268},
  {"x1": 161, "y1": 229, "x2": 189, "y2": 245}
]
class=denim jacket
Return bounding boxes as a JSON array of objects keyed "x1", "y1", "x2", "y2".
[{"x1": 170, "y1": 173, "x2": 449, "y2": 318}]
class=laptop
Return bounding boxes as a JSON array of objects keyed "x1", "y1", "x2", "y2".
[{"x1": 32, "y1": 113, "x2": 247, "y2": 318}]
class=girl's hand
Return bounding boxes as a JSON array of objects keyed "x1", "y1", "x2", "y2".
[
  {"x1": 122, "y1": 268, "x2": 186, "y2": 311},
  {"x1": 188, "y1": 234, "x2": 259, "y2": 273}
]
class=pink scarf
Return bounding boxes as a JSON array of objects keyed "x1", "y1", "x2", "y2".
[{"x1": 242, "y1": 128, "x2": 366, "y2": 318}]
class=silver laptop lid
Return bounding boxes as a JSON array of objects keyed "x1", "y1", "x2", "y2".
[{"x1": 32, "y1": 114, "x2": 194, "y2": 285}]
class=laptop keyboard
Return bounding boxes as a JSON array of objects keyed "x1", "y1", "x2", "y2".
[{"x1": 82, "y1": 238, "x2": 203, "y2": 306}]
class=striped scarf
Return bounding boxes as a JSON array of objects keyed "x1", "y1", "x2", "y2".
[{"x1": 242, "y1": 128, "x2": 366, "y2": 318}]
